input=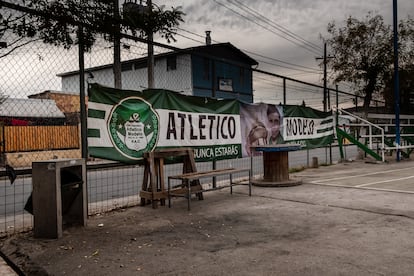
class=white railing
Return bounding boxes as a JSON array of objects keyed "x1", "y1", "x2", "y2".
[{"x1": 335, "y1": 108, "x2": 385, "y2": 162}]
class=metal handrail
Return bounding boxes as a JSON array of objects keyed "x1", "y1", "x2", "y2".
[{"x1": 335, "y1": 108, "x2": 385, "y2": 162}]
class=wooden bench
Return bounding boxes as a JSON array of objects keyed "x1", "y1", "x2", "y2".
[
  {"x1": 140, "y1": 148, "x2": 202, "y2": 209},
  {"x1": 168, "y1": 167, "x2": 251, "y2": 210}
]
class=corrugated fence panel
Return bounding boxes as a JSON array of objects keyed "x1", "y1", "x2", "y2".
[{"x1": 3, "y1": 125, "x2": 80, "y2": 152}]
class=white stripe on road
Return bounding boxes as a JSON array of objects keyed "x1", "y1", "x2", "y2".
[
  {"x1": 310, "y1": 166, "x2": 414, "y2": 184},
  {"x1": 309, "y1": 182, "x2": 414, "y2": 194},
  {"x1": 356, "y1": 175, "x2": 414, "y2": 187}
]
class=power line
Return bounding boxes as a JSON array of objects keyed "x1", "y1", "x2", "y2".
[
  {"x1": 213, "y1": 0, "x2": 321, "y2": 56},
  {"x1": 227, "y1": 0, "x2": 322, "y2": 52},
  {"x1": 176, "y1": 28, "x2": 205, "y2": 40},
  {"x1": 176, "y1": 27, "x2": 321, "y2": 74},
  {"x1": 175, "y1": 31, "x2": 205, "y2": 44},
  {"x1": 244, "y1": 50, "x2": 321, "y2": 72}
]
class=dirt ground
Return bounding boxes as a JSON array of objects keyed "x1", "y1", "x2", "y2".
[{"x1": 2, "y1": 161, "x2": 414, "y2": 275}]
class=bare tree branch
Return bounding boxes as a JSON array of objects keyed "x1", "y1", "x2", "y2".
[{"x1": 0, "y1": 37, "x2": 40, "y2": 58}]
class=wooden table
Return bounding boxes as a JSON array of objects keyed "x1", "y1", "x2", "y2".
[{"x1": 251, "y1": 144, "x2": 302, "y2": 187}]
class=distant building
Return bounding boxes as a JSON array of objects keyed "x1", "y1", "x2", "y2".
[
  {"x1": 0, "y1": 98, "x2": 65, "y2": 126},
  {"x1": 57, "y1": 42, "x2": 258, "y2": 103},
  {"x1": 28, "y1": 90, "x2": 85, "y2": 125}
]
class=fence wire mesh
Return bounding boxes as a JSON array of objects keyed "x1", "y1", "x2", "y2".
[
  {"x1": 252, "y1": 70, "x2": 359, "y2": 110},
  {"x1": 0, "y1": 2, "x2": 358, "y2": 237}
]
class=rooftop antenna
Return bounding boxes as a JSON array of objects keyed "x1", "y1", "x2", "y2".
[{"x1": 205, "y1": 31, "x2": 211, "y2": 45}]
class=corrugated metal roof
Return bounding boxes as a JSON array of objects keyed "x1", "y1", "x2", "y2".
[{"x1": 0, "y1": 98, "x2": 65, "y2": 118}]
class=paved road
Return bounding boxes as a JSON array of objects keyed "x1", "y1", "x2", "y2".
[
  {"x1": 294, "y1": 157, "x2": 414, "y2": 193},
  {"x1": 3, "y1": 157, "x2": 414, "y2": 275}
]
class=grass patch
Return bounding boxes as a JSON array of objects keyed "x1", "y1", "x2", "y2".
[{"x1": 289, "y1": 166, "x2": 306, "y2": 173}]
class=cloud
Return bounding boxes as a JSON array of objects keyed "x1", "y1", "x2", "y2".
[{"x1": 163, "y1": 1, "x2": 413, "y2": 75}]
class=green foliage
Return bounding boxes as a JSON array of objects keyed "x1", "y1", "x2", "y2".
[
  {"x1": 398, "y1": 17, "x2": 414, "y2": 65},
  {"x1": 325, "y1": 13, "x2": 392, "y2": 109},
  {"x1": 1, "y1": 0, "x2": 114, "y2": 51},
  {"x1": 325, "y1": 12, "x2": 414, "y2": 110},
  {"x1": 382, "y1": 17, "x2": 414, "y2": 113},
  {"x1": 383, "y1": 65, "x2": 414, "y2": 113},
  {"x1": 0, "y1": 0, "x2": 184, "y2": 52},
  {"x1": 122, "y1": 3, "x2": 184, "y2": 43},
  {"x1": 289, "y1": 166, "x2": 306, "y2": 173}
]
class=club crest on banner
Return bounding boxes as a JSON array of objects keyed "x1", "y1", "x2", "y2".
[{"x1": 108, "y1": 97, "x2": 159, "y2": 159}]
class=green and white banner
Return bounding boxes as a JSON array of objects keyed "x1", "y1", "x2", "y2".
[
  {"x1": 87, "y1": 84, "x2": 333, "y2": 163},
  {"x1": 240, "y1": 103, "x2": 334, "y2": 156},
  {"x1": 88, "y1": 84, "x2": 241, "y2": 163}
]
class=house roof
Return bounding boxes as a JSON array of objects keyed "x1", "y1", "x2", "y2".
[
  {"x1": 28, "y1": 90, "x2": 80, "y2": 98},
  {"x1": 57, "y1": 42, "x2": 258, "y2": 77},
  {"x1": 0, "y1": 98, "x2": 65, "y2": 118},
  {"x1": 183, "y1": 43, "x2": 258, "y2": 65},
  {"x1": 28, "y1": 90, "x2": 83, "y2": 113}
]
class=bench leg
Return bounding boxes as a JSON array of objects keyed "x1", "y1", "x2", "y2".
[
  {"x1": 168, "y1": 179, "x2": 171, "y2": 208},
  {"x1": 186, "y1": 180, "x2": 191, "y2": 211},
  {"x1": 249, "y1": 170, "x2": 252, "y2": 196}
]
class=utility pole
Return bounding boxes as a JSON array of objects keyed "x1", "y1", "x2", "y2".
[
  {"x1": 123, "y1": 0, "x2": 152, "y2": 88},
  {"x1": 147, "y1": 0, "x2": 155, "y2": 89},
  {"x1": 393, "y1": 0, "x2": 401, "y2": 161},
  {"x1": 78, "y1": 26, "x2": 88, "y2": 159},
  {"x1": 316, "y1": 42, "x2": 333, "y2": 164},
  {"x1": 113, "y1": 0, "x2": 122, "y2": 89},
  {"x1": 323, "y1": 43, "x2": 327, "y2": 112},
  {"x1": 316, "y1": 42, "x2": 333, "y2": 112}
]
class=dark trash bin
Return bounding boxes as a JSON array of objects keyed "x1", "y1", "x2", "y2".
[{"x1": 31, "y1": 159, "x2": 87, "y2": 239}]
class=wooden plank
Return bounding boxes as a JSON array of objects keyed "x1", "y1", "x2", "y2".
[
  {"x1": 144, "y1": 147, "x2": 194, "y2": 159},
  {"x1": 140, "y1": 148, "x2": 201, "y2": 208},
  {"x1": 4, "y1": 125, "x2": 79, "y2": 152},
  {"x1": 169, "y1": 168, "x2": 250, "y2": 181},
  {"x1": 168, "y1": 166, "x2": 252, "y2": 210},
  {"x1": 139, "y1": 190, "x2": 167, "y2": 200},
  {"x1": 140, "y1": 158, "x2": 150, "y2": 206}
]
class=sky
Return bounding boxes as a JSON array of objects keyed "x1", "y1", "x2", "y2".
[
  {"x1": 154, "y1": 0, "x2": 414, "y2": 88},
  {"x1": 1, "y1": 0, "x2": 413, "y2": 107}
]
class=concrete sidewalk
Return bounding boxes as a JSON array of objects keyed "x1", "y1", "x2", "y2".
[
  {"x1": 1, "y1": 159, "x2": 414, "y2": 275},
  {"x1": 0, "y1": 256, "x2": 17, "y2": 275}
]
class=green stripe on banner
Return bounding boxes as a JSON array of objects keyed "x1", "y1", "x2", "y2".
[
  {"x1": 317, "y1": 126, "x2": 334, "y2": 133},
  {"x1": 88, "y1": 128, "x2": 101, "y2": 138},
  {"x1": 88, "y1": 109, "x2": 106, "y2": 119},
  {"x1": 321, "y1": 118, "x2": 333, "y2": 124}
]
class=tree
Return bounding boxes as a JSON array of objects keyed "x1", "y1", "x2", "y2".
[
  {"x1": 382, "y1": 17, "x2": 414, "y2": 113},
  {"x1": 397, "y1": 16, "x2": 414, "y2": 66},
  {"x1": 0, "y1": 0, "x2": 114, "y2": 56},
  {"x1": 383, "y1": 65, "x2": 414, "y2": 114},
  {"x1": 325, "y1": 12, "x2": 414, "y2": 111},
  {"x1": 122, "y1": 1, "x2": 184, "y2": 43},
  {"x1": 121, "y1": 0, "x2": 184, "y2": 88},
  {"x1": 0, "y1": 0, "x2": 184, "y2": 87}
]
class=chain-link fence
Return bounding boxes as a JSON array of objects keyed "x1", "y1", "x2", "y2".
[
  {"x1": 0, "y1": 2, "x2": 361, "y2": 236},
  {"x1": 252, "y1": 69, "x2": 368, "y2": 111}
]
